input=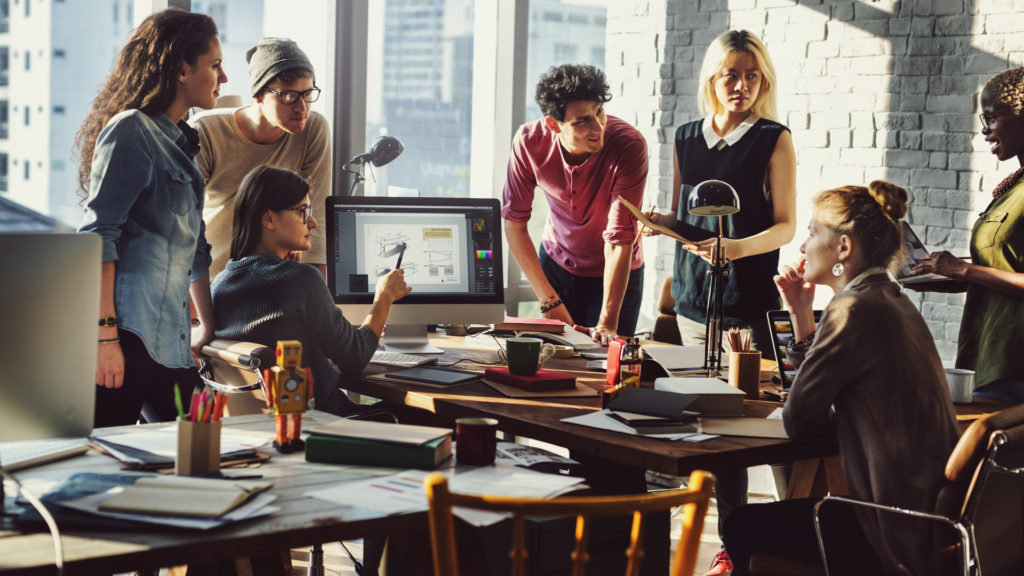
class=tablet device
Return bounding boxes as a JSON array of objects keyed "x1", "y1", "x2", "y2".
[
  {"x1": 766, "y1": 310, "x2": 822, "y2": 389},
  {"x1": 384, "y1": 366, "x2": 481, "y2": 386}
]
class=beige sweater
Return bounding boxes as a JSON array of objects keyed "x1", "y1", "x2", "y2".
[{"x1": 190, "y1": 108, "x2": 332, "y2": 279}]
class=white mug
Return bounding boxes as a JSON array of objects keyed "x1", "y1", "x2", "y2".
[{"x1": 945, "y1": 368, "x2": 975, "y2": 404}]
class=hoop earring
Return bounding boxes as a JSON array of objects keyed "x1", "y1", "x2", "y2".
[{"x1": 832, "y1": 262, "x2": 844, "y2": 277}]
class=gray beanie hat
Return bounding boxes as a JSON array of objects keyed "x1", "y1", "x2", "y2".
[{"x1": 246, "y1": 37, "x2": 314, "y2": 97}]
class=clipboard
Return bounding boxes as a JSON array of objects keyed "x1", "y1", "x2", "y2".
[{"x1": 618, "y1": 196, "x2": 696, "y2": 246}]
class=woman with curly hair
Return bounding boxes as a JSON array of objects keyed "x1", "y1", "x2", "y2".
[
  {"x1": 723, "y1": 181, "x2": 958, "y2": 576},
  {"x1": 913, "y1": 67, "x2": 1024, "y2": 403},
  {"x1": 76, "y1": 8, "x2": 227, "y2": 427}
]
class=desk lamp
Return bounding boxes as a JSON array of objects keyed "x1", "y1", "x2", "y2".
[
  {"x1": 343, "y1": 135, "x2": 405, "y2": 195},
  {"x1": 686, "y1": 179, "x2": 740, "y2": 375}
]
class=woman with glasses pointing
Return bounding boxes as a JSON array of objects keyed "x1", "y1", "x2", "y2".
[{"x1": 191, "y1": 37, "x2": 332, "y2": 280}]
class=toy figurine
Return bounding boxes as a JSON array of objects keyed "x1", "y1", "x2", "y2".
[{"x1": 263, "y1": 340, "x2": 314, "y2": 453}]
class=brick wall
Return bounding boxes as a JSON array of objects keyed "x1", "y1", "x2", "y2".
[{"x1": 607, "y1": 0, "x2": 1024, "y2": 361}]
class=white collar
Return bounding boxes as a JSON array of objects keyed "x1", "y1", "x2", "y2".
[{"x1": 703, "y1": 114, "x2": 760, "y2": 150}]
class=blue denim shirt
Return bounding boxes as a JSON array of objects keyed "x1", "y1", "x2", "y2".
[{"x1": 79, "y1": 110, "x2": 212, "y2": 369}]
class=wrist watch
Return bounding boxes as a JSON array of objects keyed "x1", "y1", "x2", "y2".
[{"x1": 98, "y1": 315, "x2": 118, "y2": 327}]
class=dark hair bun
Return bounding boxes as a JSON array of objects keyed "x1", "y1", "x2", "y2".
[{"x1": 867, "y1": 180, "x2": 907, "y2": 221}]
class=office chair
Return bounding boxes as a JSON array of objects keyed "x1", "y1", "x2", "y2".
[
  {"x1": 651, "y1": 276, "x2": 683, "y2": 345},
  {"x1": 750, "y1": 404, "x2": 1024, "y2": 576},
  {"x1": 423, "y1": 469, "x2": 715, "y2": 576}
]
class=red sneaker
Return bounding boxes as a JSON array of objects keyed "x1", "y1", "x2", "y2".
[{"x1": 704, "y1": 550, "x2": 733, "y2": 576}]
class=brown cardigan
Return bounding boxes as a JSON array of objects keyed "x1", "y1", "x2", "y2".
[{"x1": 783, "y1": 272, "x2": 959, "y2": 574}]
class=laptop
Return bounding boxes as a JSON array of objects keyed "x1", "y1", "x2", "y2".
[
  {"x1": 0, "y1": 233, "x2": 99, "y2": 444},
  {"x1": 766, "y1": 309, "x2": 822, "y2": 389}
]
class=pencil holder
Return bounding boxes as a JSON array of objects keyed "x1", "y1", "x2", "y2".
[
  {"x1": 176, "y1": 419, "x2": 221, "y2": 476},
  {"x1": 728, "y1": 351, "x2": 762, "y2": 399}
]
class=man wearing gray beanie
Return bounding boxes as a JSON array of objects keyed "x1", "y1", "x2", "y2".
[{"x1": 190, "y1": 37, "x2": 331, "y2": 280}]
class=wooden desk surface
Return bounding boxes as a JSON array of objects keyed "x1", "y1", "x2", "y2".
[
  {"x1": 345, "y1": 335, "x2": 839, "y2": 477},
  {"x1": 0, "y1": 412, "x2": 424, "y2": 576},
  {"x1": 346, "y1": 334, "x2": 1012, "y2": 479}
]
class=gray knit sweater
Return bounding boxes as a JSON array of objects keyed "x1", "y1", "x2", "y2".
[{"x1": 211, "y1": 254, "x2": 378, "y2": 415}]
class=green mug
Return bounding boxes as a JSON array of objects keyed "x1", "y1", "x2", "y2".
[{"x1": 506, "y1": 337, "x2": 555, "y2": 375}]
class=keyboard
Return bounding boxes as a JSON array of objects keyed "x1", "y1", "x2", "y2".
[
  {"x1": 370, "y1": 350, "x2": 439, "y2": 369},
  {"x1": 0, "y1": 437, "x2": 89, "y2": 472}
]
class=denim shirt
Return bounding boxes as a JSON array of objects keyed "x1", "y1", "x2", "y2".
[{"x1": 79, "y1": 110, "x2": 212, "y2": 369}]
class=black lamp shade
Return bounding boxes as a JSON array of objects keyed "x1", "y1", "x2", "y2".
[
  {"x1": 349, "y1": 135, "x2": 404, "y2": 167},
  {"x1": 687, "y1": 179, "x2": 740, "y2": 216}
]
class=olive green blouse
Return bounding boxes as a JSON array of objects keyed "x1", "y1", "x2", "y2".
[{"x1": 957, "y1": 178, "x2": 1024, "y2": 389}]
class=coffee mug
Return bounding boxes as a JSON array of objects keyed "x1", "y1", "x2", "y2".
[
  {"x1": 455, "y1": 417, "x2": 498, "y2": 465},
  {"x1": 945, "y1": 368, "x2": 974, "y2": 404},
  {"x1": 505, "y1": 337, "x2": 555, "y2": 375}
]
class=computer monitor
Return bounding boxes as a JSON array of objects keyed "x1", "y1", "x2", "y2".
[
  {"x1": 326, "y1": 196, "x2": 505, "y2": 353},
  {"x1": 0, "y1": 233, "x2": 99, "y2": 443}
]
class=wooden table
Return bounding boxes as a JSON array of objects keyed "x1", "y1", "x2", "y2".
[
  {"x1": 0, "y1": 412, "x2": 424, "y2": 576},
  {"x1": 345, "y1": 334, "x2": 1012, "y2": 495}
]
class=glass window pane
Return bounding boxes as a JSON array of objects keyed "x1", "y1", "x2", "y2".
[
  {"x1": 363, "y1": 0, "x2": 475, "y2": 198},
  {"x1": 518, "y1": 0, "x2": 608, "y2": 284}
]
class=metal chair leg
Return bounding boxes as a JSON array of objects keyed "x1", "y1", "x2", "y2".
[{"x1": 307, "y1": 542, "x2": 324, "y2": 576}]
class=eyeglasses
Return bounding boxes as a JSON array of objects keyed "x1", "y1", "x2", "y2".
[
  {"x1": 978, "y1": 108, "x2": 1014, "y2": 131},
  {"x1": 264, "y1": 86, "x2": 321, "y2": 105},
  {"x1": 285, "y1": 203, "x2": 313, "y2": 224}
]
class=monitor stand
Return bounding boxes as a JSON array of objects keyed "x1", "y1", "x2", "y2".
[{"x1": 382, "y1": 324, "x2": 444, "y2": 354}]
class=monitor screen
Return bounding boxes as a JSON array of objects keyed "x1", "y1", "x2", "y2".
[
  {"x1": 0, "y1": 233, "x2": 99, "y2": 443},
  {"x1": 326, "y1": 196, "x2": 505, "y2": 351}
]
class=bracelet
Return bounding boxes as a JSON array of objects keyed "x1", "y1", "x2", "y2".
[
  {"x1": 98, "y1": 337, "x2": 121, "y2": 344},
  {"x1": 540, "y1": 299, "x2": 562, "y2": 314},
  {"x1": 541, "y1": 293, "x2": 558, "y2": 306}
]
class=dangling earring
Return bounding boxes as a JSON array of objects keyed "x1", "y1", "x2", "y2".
[{"x1": 832, "y1": 262, "x2": 844, "y2": 277}]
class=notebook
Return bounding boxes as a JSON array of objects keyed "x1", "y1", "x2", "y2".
[{"x1": 766, "y1": 310, "x2": 822, "y2": 389}]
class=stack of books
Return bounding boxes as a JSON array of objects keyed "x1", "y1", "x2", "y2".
[
  {"x1": 304, "y1": 419, "x2": 453, "y2": 469},
  {"x1": 483, "y1": 366, "x2": 575, "y2": 391},
  {"x1": 492, "y1": 316, "x2": 565, "y2": 334},
  {"x1": 653, "y1": 377, "x2": 746, "y2": 417},
  {"x1": 605, "y1": 388, "x2": 699, "y2": 435}
]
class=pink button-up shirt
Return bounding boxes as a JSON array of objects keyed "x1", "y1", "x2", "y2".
[{"x1": 502, "y1": 115, "x2": 648, "y2": 277}]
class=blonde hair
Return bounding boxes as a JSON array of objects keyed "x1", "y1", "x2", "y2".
[
  {"x1": 984, "y1": 67, "x2": 1024, "y2": 116},
  {"x1": 697, "y1": 30, "x2": 778, "y2": 121},
  {"x1": 814, "y1": 180, "x2": 908, "y2": 271}
]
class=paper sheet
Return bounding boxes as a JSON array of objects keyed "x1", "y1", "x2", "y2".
[
  {"x1": 560, "y1": 410, "x2": 710, "y2": 441},
  {"x1": 617, "y1": 196, "x2": 695, "y2": 246}
]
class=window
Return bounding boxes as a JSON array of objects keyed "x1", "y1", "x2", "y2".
[
  {"x1": 53, "y1": 105, "x2": 64, "y2": 114},
  {"x1": 364, "y1": 0, "x2": 475, "y2": 198},
  {"x1": 24, "y1": 0, "x2": 28, "y2": 18},
  {"x1": 23, "y1": 160, "x2": 29, "y2": 180},
  {"x1": 24, "y1": 50, "x2": 28, "y2": 71},
  {"x1": 53, "y1": 49, "x2": 65, "y2": 58},
  {"x1": 0, "y1": 99, "x2": 7, "y2": 138},
  {"x1": 23, "y1": 106, "x2": 28, "y2": 126},
  {"x1": 0, "y1": 153, "x2": 7, "y2": 192},
  {"x1": 112, "y1": 2, "x2": 117, "y2": 25},
  {"x1": 0, "y1": 0, "x2": 9, "y2": 34},
  {"x1": 553, "y1": 43, "x2": 577, "y2": 63},
  {"x1": 0, "y1": 47, "x2": 6, "y2": 86}
]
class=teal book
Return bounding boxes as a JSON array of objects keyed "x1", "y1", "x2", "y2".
[{"x1": 305, "y1": 433, "x2": 452, "y2": 469}]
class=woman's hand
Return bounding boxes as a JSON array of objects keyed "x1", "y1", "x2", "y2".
[
  {"x1": 684, "y1": 237, "x2": 739, "y2": 263},
  {"x1": 374, "y1": 269, "x2": 412, "y2": 305},
  {"x1": 774, "y1": 258, "x2": 815, "y2": 314},
  {"x1": 912, "y1": 251, "x2": 968, "y2": 280},
  {"x1": 190, "y1": 322, "x2": 214, "y2": 356},
  {"x1": 96, "y1": 341, "x2": 125, "y2": 389},
  {"x1": 642, "y1": 211, "x2": 677, "y2": 236}
]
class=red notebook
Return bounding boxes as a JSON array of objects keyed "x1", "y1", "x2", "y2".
[{"x1": 483, "y1": 367, "x2": 576, "y2": 392}]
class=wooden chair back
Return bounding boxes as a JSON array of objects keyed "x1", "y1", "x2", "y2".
[{"x1": 423, "y1": 469, "x2": 715, "y2": 576}]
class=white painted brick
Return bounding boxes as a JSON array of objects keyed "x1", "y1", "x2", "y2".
[
  {"x1": 929, "y1": 152, "x2": 949, "y2": 169},
  {"x1": 791, "y1": 128, "x2": 829, "y2": 148},
  {"x1": 909, "y1": 205, "x2": 954, "y2": 227},
  {"x1": 810, "y1": 111, "x2": 851, "y2": 129},
  {"x1": 852, "y1": 129, "x2": 876, "y2": 148},
  {"x1": 820, "y1": 166, "x2": 867, "y2": 188},
  {"x1": 829, "y1": 129, "x2": 853, "y2": 148},
  {"x1": 807, "y1": 40, "x2": 840, "y2": 59},
  {"x1": 985, "y1": 12, "x2": 1024, "y2": 34},
  {"x1": 882, "y1": 166, "x2": 911, "y2": 188},
  {"x1": 887, "y1": 149, "x2": 930, "y2": 168},
  {"x1": 911, "y1": 168, "x2": 958, "y2": 188},
  {"x1": 840, "y1": 147, "x2": 884, "y2": 166},
  {"x1": 787, "y1": 112, "x2": 810, "y2": 130},
  {"x1": 729, "y1": 10, "x2": 766, "y2": 31},
  {"x1": 840, "y1": 38, "x2": 890, "y2": 58}
]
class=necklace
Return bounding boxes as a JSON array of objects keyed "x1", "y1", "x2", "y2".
[{"x1": 992, "y1": 165, "x2": 1024, "y2": 200}]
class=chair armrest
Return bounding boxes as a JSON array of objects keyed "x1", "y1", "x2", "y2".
[
  {"x1": 813, "y1": 496, "x2": 970, "y2": 576},
  {"x1": 201, "y1": 339, "x2": 273, "y2": 371}
]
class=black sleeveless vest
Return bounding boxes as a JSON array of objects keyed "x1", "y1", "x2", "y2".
[{"x1": 671, "y1": 117, "x2": 787, "y2": 325}]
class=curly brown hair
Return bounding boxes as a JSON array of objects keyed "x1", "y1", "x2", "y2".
[
  {"x1": 815, "y1": 180, "x2": 909, "y2": 271},
  {"x1": 984, "y1": 67, "x2": 1024, "y2": 116},
  {"x1": 534, "y1": 64, "x2": 611, "y2": 122},
  {"x1": 74, "y1": 9, "x2": 218, "y2": 198}
]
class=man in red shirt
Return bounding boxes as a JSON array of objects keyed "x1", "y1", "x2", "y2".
[{"x1": 502, "y1": 64, "x2": 648, "y2": 344}]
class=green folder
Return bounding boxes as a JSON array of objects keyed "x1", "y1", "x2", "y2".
[{"x1": 304, "y1": 433, "x2": 452, "y2": 469}]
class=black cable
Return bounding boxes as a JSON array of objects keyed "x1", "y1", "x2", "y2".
[
  {"x1": 337, "y1": 540, "x2": 363, "y2": 575},
  {"x1": 0, "y1": 466, "x2": 64, "y2": 576}
]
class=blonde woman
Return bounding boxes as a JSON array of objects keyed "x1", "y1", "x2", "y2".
[{"x1": 647, "y1": 30, "x2": 797, "y2": 575}]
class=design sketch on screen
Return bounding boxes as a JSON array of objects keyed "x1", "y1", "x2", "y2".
[
  {"x1": 365, "y1": 225, "x2": 461, "y2": 284},
  {"x1": 349, "y1": 211, "x2": 469, "y2": 294}
]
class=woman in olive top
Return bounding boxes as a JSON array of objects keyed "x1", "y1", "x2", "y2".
[{"x1": 913, "y1": 67, "x2": 1024, "y2": 403}]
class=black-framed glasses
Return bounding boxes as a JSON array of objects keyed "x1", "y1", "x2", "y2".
[
  {"x1": 978, "y1": 108, "x2": 1012, "y2": 131},
  {"x1": 285, "y1": 203, "x2": 313, "y2": 223},
  {"x1": 264, "y1": 86, "x2": 321, "y2": 105}
]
